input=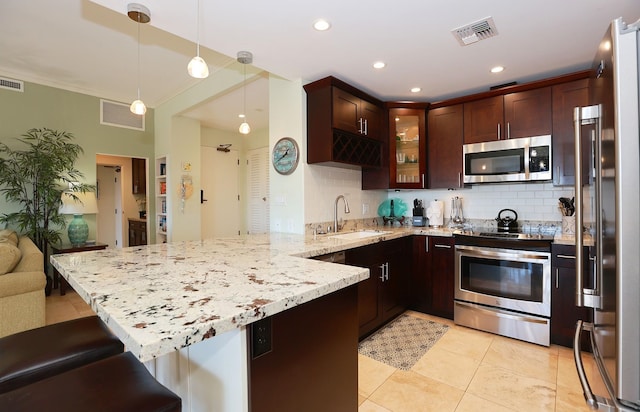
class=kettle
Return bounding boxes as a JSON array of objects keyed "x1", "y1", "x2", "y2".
[{"x1": 495, "y1": 208, "x2": 518, "y2": 232}]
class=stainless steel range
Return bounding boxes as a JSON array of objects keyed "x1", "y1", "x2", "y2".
[{"x1": 453, "y1": 229, "x2": 553, "y2": 346}]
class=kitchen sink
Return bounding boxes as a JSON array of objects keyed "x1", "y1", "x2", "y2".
[{"x1": 328, "y1": 230, "x2": 392, "y2": 241}]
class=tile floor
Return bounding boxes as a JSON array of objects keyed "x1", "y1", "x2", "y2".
[{"x1": 46, "y1": 291, "x2": 604, "y2": 412}]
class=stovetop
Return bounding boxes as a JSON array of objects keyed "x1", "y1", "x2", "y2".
[{"x1": 454, "y1": 227, "x2": 555, "y2": 241}]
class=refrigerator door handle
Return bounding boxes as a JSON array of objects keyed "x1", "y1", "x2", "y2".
[
  {"x1": 573, "y1": 105, "x2": 603, "y2": 309},
  {"x1": 574, "y1": 320, "x2": 637, "y2": 411}
]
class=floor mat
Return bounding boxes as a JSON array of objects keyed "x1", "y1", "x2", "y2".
[{"x1": 358, "y1": 314, "x2": 449, "y2": 370}]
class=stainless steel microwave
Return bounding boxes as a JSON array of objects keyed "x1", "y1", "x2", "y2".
[{"x1": 463, "y1": 135, "x2": 552, "y2": 183}]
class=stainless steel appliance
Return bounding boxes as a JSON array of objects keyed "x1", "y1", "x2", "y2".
[
  {"x1": 572, "y1": 17, "x2": 640, "y2": 411},
  {"x1": 463, "y1": 135, "x2": 552, "y2": 183},
  {"x1": 454, "y1": 230, "x2": 553, "y2": 346}
]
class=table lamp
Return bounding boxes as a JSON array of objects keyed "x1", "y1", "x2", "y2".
[{"x1": 59, "y1": 191, "x2": 99, "y2": 246}]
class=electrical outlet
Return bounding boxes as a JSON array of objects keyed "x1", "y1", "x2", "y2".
[{"x1": 362, "y1": 203, "x2": 370, "y2": 214}]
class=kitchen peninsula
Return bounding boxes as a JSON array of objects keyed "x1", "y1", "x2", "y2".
[{"x1": 50, "y1": 231, "x2": 420, "y2": 412}]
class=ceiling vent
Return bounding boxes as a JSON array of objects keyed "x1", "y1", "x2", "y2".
[
  {"x1": 0, "y1": 77, "x2": 24, "y2": 92},
  {"x1": 452, "y1": 17, "x2": 499, "y2": 46},
  {"x1": 100, "y1": 99, "x2": 145, "y2": 131}
]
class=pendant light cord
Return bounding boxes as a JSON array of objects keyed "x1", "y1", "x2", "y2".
[
  {"x1": 136, "y1": 12, "x2": 141, "y2": 100},
  {"x1": 196, "y1": 0, "x2": 201, "y2": 57},
  {"x1": 243, "y1": 63, "x2": 247, "y2": 118}
]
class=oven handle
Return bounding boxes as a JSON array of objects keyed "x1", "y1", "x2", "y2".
[
  {"x1": 455, "y1": 244, "x2": 549, "y2": 262},
  {"x1": 454, "y1": 301, "x2": 549, "y2": 325}
]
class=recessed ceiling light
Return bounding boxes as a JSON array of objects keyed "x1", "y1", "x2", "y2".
[
  {"x1": 313, "y1": 19, "x2": 331, "y2": 31},
  {"x1": 491, "y1": 66, "x2": 504, "y2": 73},
  {"x1": 410, "y1": 87, "x2": 421, "y2": 93},
  {"x1": 238, "y1": 114, "x2": 245, "y2": 118},
  {"x1": 373, "y1": 61, "x2": 386, "y2": 69}
]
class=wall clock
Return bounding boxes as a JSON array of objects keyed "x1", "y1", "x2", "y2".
[{"x1": 272, "y1": 137, "x2": 299, "y2": 175}]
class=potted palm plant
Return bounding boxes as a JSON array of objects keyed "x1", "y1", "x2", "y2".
[{"x1": 0, "y1": 128, "x2": 94, "y2": 290}]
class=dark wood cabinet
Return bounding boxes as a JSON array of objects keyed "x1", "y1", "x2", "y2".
[
  {"x1": 128, "y1": 219, "x2": 147, "y2": 246},
  {"x1": 346, "y1": 237, "x2": 410, "y2": 338},
  {"x1": 552, "y1": 78, "x2": 589, "y2": 186},
  {"x1": 131, "y1": 158, "x2": 146, "y2": 194},
  {"x1": 249, "y1": 285, "x2": 358, "y2": 412},
  {"x1": 463, "y1": 88, "x2": 552, "y2": 144},
  {"x1": 388, "y1": 105, "x2": 427, "y2": 189},
  {"x1": 551, "y1": 244, "x2": 593, "y2": 350},
  {"x1": 463, "y1": 96, "x2": 503, "y2": 144},
  {"x1": 427, "y1": 104, "x2": 464, "y2": 189},
  {"x1": 332, "y1": 87, "x2": 384, "y2": 140},
  {"x1": 411, "y1": 236, "x2": 455, "y2": 319},
  {"x1": 304, "y1": 77, "x2": 385, "y2": 168}
]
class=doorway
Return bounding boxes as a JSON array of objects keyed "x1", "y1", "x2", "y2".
[
  {"x1": 96, "y1": 165, "x2": 122, "y2": 248},
  {"x1": 201, "y1": 146, "x2": 240, "y2": 238}
]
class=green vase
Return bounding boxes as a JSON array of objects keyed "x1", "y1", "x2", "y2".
[{"x1": 68, "y1": 214, "x2": 88, "y2": 245}]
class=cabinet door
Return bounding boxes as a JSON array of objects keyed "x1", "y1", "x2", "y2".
[
  {"x1": 428, "y1": 104, "x2": 463, "y2": 189},
  {"x1": 381, "y1": 238, "x2": 410, "y2": 322},
  {"x1": 390, "y1": 108, "x2": 426, "y2": 189},
  {"x1": 361, "y1": 100, "x2": 384, "y2": 141},
  {"x1": 463, "y1": 96, "x2": 503, "y2": 144},
  {"x1": 410, "y1": 236, "x2": 429, "y2": 313},
  {"x1": 332, "y1": 87, "x2": 361, "y2": 135},
  {"x1": 503, "y1": 87, "x2": 552, "y2": 139},
  {"x1": 428, "y1": 237, "x2": 455, "y2": 319},
  {"x1": 551, "y1": 244, "x2": 593, "y2": 350},
  {"x1": 552, "y1": 79, "x2": 589, "y2": 186},
  {"x1": 346, "y1": 244, "x2": 384, "y2": 338},
  {"x1": 132, "y1": 158, "x2": 146, "y2": 194}
]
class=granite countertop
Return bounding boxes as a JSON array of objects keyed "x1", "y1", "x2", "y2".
[{"x1": 51, "y1": 227, "x2": 444, "y2": 362}]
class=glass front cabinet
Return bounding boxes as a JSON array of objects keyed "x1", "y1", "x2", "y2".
[{"x1": 388, "y1": 105, "x2": 427, "y2": 189}]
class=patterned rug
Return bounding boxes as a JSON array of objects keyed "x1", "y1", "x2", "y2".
[{"x1": 358, "y1": 314, "x2": 449, "y2": 370}]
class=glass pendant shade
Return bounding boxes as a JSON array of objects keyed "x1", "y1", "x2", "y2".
[
  {"x1": 239, "y1": 121, "x2": 251, "y2": 134},
  {"x1": 130, "y1": 99, "x2": 147, "y2": 115},
  {"x1": 188, "y1": 55, "x2": 209, "y2": 78}
]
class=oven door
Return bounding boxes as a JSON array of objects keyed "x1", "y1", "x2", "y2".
[{"x1": 455, "y1": 245, "x2": 551, "y2": 317}]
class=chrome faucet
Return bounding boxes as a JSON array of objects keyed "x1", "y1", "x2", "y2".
[{"x1": 334, "y1": 195, "x2": 351, "y2": 233}]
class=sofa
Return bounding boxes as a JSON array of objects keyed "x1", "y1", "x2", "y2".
[{"x1": 0, "y1": 230, "x2": 46, "y2": 338}]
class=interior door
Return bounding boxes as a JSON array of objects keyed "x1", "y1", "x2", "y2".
[
  {"x1": 201, "y1": 146, "x2": 240, "y2": 238},
  {"x1": 247, "y1": 147, "x2": 269, "y2": 234}
]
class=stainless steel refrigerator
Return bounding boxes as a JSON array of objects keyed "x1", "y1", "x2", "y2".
[{"x1": 573, "y1": 17, "x2": 640, "y2": 411}]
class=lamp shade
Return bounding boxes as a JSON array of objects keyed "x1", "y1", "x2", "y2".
[
  {"x1": 59, "y1": 191, "x2": 98, "y2": 246},
  {"x1": 59, "y1": 192, "x2": 99, "y2": 215}
]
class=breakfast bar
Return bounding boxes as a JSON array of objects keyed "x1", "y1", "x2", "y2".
[{"x1": 50, "y1": 233, "x2": 380, "y2": 411}]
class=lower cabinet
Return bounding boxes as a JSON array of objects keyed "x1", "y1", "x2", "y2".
[
  {"x1": 551, "y1": 244, "x2": 593, "y2": 350},
  {"x1": 411, "y1": 236, "x2": 455, "y2": 319},
  {"x1": 249, "y1": 285, "x2": 358, "y2": 412},
  {"x1": 128, "y1": 219, "x2": 147, "y2": 246},
  {"x1": 345, "y1": 237, "x2": 411, "y2": 338}
]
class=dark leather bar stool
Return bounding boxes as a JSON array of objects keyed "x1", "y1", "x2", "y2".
[
  {"x1": 0, "y1": 316, "x2": 124, "y2": 394},
  {"x1": 0, "y1": 351, "x2": 181, "y2": 412}
]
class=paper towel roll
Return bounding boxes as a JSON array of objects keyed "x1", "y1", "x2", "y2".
[{"x1": 426, "y1": 200, "x2": 444, "y2": 227}]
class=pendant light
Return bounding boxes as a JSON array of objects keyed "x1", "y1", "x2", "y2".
[
  {"x1": 187, "y1": 0, "x2": 209, "y2": 78},
  {"x1": 237, "y1": 51, "x2": 252, "y2": 135},
  {"x1": 128, "y1": 3, "x2": 150, "y2": 115}
]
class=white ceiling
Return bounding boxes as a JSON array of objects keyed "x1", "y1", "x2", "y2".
[{"x1": 1, "y1": 1, "x2": 639, "y2": 133}]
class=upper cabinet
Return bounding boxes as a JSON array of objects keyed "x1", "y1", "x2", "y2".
[
  {"x1": 551, "y1": 78, "x2": 589, "y2": 186},
  {"x1": 427, "y1": 104, "x2": 464, "y2": 189},
  {"x1": 333, "y1": 88, "x2": 384, "y2": 141},
  {"x1": 304, "y1": 77, "x2": 385, "y2": 169},
  {"x1": 463, "y1": 87, "x2": 552, "y2": 144},
  {"x1": 132, "y1": 157, "x2": 146, "y2": 194},
  {"x1": 388, "y1": 105, "x2": 427, "y2": 189}
]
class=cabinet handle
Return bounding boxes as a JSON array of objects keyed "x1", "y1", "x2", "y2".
[
  {"x1": 364, "y1": 119, "x2": 368, "y2": 135},
  {"x1": 422, "y1": 173, "x2": 425, "y2": 189},
  {"x1": 507, "y1": 122, "x2": 511, "y2": 139},
  {"x1": 358, "y1": 118, "x2": 364, "y2": 134},
  {"x1": 379, "y1": 264, "x2": 385, "y2": 282},
  {"x1": 555, "y1": 268, "x2": 559, "y2": 289},
  {"x1": 497, "y1": 123, "x2": 501, "y2": 140},
  {"x1": 434, "y1": 244, "x2": 452, "y2": 249},
  {"x1": 557, "y1": 254, "x2": 576, "y2": 260},
  {"x1": 386, "y1": 262, "x2": 390, "y2": 281},
  {"x1": 458, "y1": 172, "x2": 462, "y2": 188},
  {"x1": 425, "y1": 238, "x2": 429, "y2": 253}
]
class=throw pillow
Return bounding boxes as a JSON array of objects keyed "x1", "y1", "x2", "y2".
[
  {"x1": 0, "y1": 243, "x2": 22, "y2": 275},
  {"x1": 0, "y1": 229, "x2": 19, "y2": 247}
]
